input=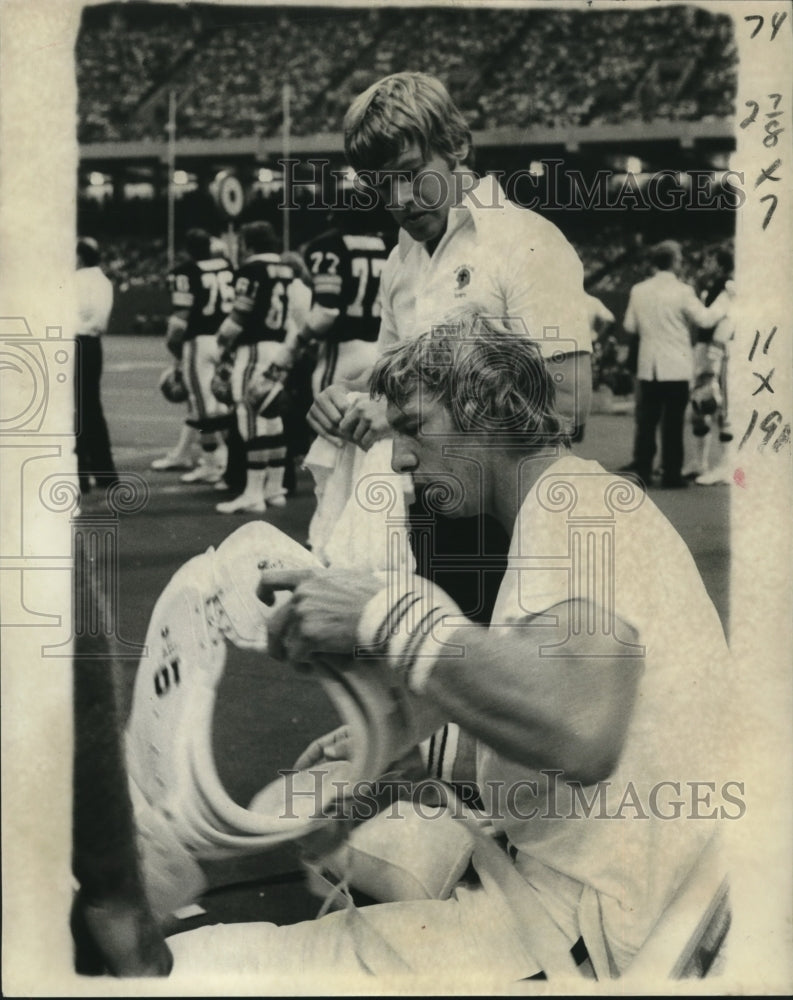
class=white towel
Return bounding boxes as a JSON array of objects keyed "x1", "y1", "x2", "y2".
[{"x1": 304, "y1": 435, "x2": 415, "y2": 574}]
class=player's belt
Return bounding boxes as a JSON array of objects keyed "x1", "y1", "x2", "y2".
[{"x1": 125, "y1": 521, "x2": 412, "y2": 921}]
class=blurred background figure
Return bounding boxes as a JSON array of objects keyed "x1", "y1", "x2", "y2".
[
  {"x1": 293, "y1": 199, "x2": 391, "y2": 519},
  {"x1": 573, "y1": 291, "x2": 616, "y2": 439},
  {"x1": 686, "y1": 249, "x2": 736, "y2": 485},
  {"x1": 75, "y1": 236, "x2": 120, "y2": 498},
  {"x1": 155, "y1": 228, "x2": 236, "y2": 486},
  {"x1": 618, "y1": 240, "x2": 727, "y2": 489},
  {"x1": 277, "y1": 250, "x2": 315, "y2": 497},
  {"x1": 215, "y1": 221, "x2": 311, "y2": 514},
  {"x1": 298, "y1": 200, "x2": 390, "y2": 401}
]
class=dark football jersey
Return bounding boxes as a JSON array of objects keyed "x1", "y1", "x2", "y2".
[
  {"x1": 694, "y1": 276, "x2": 730, "y2": 346},
  {"x1": 303, "y1": 229, "x2": 388, "y2": 343},
  {"x1": 232, "y1": 253, "x2": 299, "y2": 345},
  {"x1": 168, "y1": 256, "x2": 235, "y2": 338}
]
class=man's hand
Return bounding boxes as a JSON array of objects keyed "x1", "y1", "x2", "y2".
[
  {"x1": 165, "y1": 314, "x2": 188, "y2": 360},
  {"x1": 293, "y1": 725, "x2": 352, "y2": 770},
  {"x1": 217, "y1": 316, "x2": 244, "y2": 354},
  {"x1": 268, "y1": 342, "x2": 294, "y2": 371},
  {"x1": 337, "y1": 395, "x2": 391, "y2": 451},
  {"x1": 258, "y1": 568, "x2": 383, "y2": 664},
  {"x1": 306, "y1": 384, "x2": 354, "y2": 444}
]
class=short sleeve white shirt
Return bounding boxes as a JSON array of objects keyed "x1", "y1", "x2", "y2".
[
  {"x1": 378, "y1": 173, "x2": 590, "y2": 360},
  {"x1": 76, "y1": 266, "x2": 114, "y2": 338}
]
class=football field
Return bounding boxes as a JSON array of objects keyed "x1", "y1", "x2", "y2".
[{"x1": 100, "y1": 334, "x2": 731, "y2": 929}]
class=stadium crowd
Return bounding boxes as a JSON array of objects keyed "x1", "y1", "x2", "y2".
[{"x1": 77, "y1": 3, "x2": 736, "y2": 143}]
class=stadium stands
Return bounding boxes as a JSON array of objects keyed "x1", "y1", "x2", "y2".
[
  {"x1": 77, "y1": 2, "x2": 736, "y2": 353},
  {"x1": 77, "y1": 4, "x2": 737, "y2": 144}
]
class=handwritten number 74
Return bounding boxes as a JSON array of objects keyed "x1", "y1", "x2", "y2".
[{"x1": 745, "y1": 12, "x2": 788, "y2": 40}]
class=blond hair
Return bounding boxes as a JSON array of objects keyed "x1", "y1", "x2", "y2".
[{"x1": 344, "y1": 72, "x2": 472, "y2": 173}]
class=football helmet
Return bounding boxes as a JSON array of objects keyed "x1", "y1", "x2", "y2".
[
  {"x1": 244, "y1": 363, "x2": 287, "y2": 415},
  {"x1": 210, "y1": 360, "x2": 234, "y2": 406},
  {"x1": 159, "y1": 364, "x2": 189, "y2": 404},
  {"x1": 691, "y1": 373, "x2": 722, "y2": 417}
]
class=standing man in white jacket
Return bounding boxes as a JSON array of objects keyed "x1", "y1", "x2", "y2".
[
  {"x1": 619, "y1": 240, "x2": 726, "y2": 489},
  {"x1": 75, "y1": 236, "x2": 119, "y2": 497}
]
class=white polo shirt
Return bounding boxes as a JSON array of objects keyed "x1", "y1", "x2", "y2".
[
  {"x1": 377, "y1": 173, "x2": 590, "y2": 360},
  {"x1": 623, "y1": 270, "x2": 725, "y2": 382},
  {"x1": 75, "y1": 265, "x2": 114, "y2": 338}
]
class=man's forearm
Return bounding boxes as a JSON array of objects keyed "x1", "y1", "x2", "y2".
[{"x1": 423, "y1": 613, "x2": 639, "y2": 786}]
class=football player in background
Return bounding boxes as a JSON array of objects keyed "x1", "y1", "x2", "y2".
[
  {"x1": 687, "y1": 248, "x2": 736, "y2": 486},
  {"x1": 571, "y1": 292, "x2": 616, "y2": 441},
  {"x1": 297, "y1": 197, "x2": 390, "y2": 399},
  {"x1": 215, "y1": 221, "x2": 311, "y2": 514},
  {"x1": 276, "y1": 250, "x2": 315, "y2": 497},
  {"x1": 154, "y1": 229, "x2": 235, "y2": 485}
]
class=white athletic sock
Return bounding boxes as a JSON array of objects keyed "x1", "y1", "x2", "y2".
[
  {"x1": 173, "y1": 423, "x2": 197, "y2": 461},
  {"x1": 239, "y1": 466, "x2": 267, "y2": 502},
  {"x1": 263, "y1": 464, "x2": 286, "y2": 501}
]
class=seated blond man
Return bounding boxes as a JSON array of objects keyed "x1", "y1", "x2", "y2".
[{"x1": 167, "y1": 310, "x2": 729, "y2": 985}]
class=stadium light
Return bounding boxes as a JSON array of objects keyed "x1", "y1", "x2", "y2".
[
  {"x1": 625, "y1": 156, "x2": 644, "y2": 175},
  {"x1": 123, "y1": 182, "x2": 154, "y2": 200},
  {"x1": 258, "y1": 168, "x2": 274, "y2": 184},
  {"x1": 528, "y1": 161, "x2": 545, "y2": 177},
  {"x1": 173, "y1": 170, "x2": 191, "y2": 186},
  {"x1": 83, "y1": 171, "x2": 112, "y2": 203},
  {"x1": 609, "y1": 154, "x2": 645, "y2": 174}
]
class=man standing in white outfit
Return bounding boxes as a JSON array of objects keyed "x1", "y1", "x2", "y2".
[
  {"x1": 619, "y1": 240, "x2": 726, "y2": 489},
  {"x1": 74, "y1": 236, "x2": 119, "y2": 497}
]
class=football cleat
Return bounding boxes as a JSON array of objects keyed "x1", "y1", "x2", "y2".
[
  {"x1": 215, "y1": 494, "x2": 267, "y2": 514},
  {"x1": 151, "y1": 454, "x2": 194, "y2": 471},
  {"x1": 180, "y1": 462, "x2": 223, "y2": 485}
]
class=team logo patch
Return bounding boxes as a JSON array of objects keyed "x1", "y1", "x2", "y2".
[{"x1": 454, "y1": 265, "x2": 472, "y2": 291}]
